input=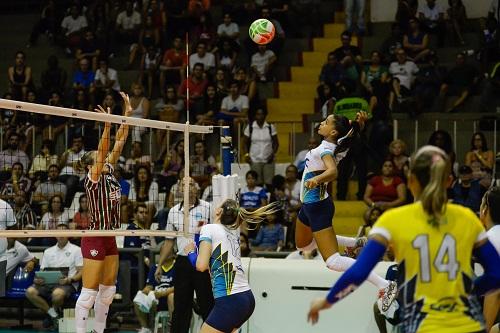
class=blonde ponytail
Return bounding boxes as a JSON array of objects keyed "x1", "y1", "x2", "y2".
[
  {"x1": 410, "y1": 146, "x2": 451, "y2": 227},
  {"x1": 220, "y1": 200, "x2": 282, "y2": 230}
]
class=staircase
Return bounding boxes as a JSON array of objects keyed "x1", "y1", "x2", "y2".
[{"x1": 268, "y1": 13, "x2": 356, "y2": 163}]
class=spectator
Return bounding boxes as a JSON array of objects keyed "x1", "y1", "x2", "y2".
[
  {"x1": 396, "y1": 0, "x2": 418, "y2": 31},
  {"x1": 159, "y1": 36, "x2": 187, "y2": 89},
  {"x1": 60, "y1": 5, "x2": 88, "y2": 54},
  {"x1": 115, "y1": 0, "x2": 141, "y2": 44},
  {"x1": 214, "y1": 67, "x2": 229, "y2": 96},
  {"x1": 190, "y1": 140, "x2": 217, "y2": 190},
  {"x1": 389, "y1": 48, "x2": 419, "y2": 102},
  {"x1": 403, "y1": 18, "x2": 430, "y2": 63},
  {"x1": 158, "y1": 140, "x2": 184, "y2": 194},
  {"x1": 114, "y1": 164, "x2": 131, "y2": 225},
  {"x1": 133, "y1": 260, "x2": 175, "y2": 333},
  {"x1": 318, "y1": 52, "x2": 346, "y2": 102},
  {"x1": 126, "y1": 142, "x2": 153, "y2": 175},
  {"x1": 128, "y1": 165, "x2": 161, "y2": 228},
  {"x1": 380, "y1": 23, "x2": 404, "y2": 63},
  {"x1": 218, "y1": 80, "x2": 249, "y2": 125},
  {"x1": 363, "y1": 159, "x2": 407, "y2": 210},
  {"x1": 439, "y1": 52, "x2": 479, "y2": 113},
  {"x1": 235, "y1": 67, "x2": 258, "y2": 106},
  {"x1": 240, "y1": 233, "x2": 255, "y2": 257},
  {"x1": 470, "y1": 160, "x2": 493, "y2": 189},
  {"x1": 7, "y1": 51, "x2": 33, "y2": 101},
  {"x1": 251, "y1": 44, "x2": 277, "y2": 82},
  {"x1": 156, "y1": 178, "x2": 213, "y2": 333},
  {"x1": 130, "y1": 16, "x2": 160, "y2": 70},
  {"x1": 140, "y1": 46, "x2": 161, "y2": 99},
  {"x1": 478, "y1": 16, "x2": 500, "y2": 70},
  {"x1": 481, "y1": 59, "x2": 500, "y2": 112},
  {"x1": 0, "y1": 197, "x2": 16, "y2": 231},
  {"x1": 75, "y1": 30, "x2": 101, "y2": 71},
  {"x1": 28, "y1": 0, "x2": 57, "y2": 47},
  {"x1": 165, "y1": 169, "x2": 200, "y2": 210},
  {"x1": 58, "y1": 135, "x2": 85, "y2": 206},
  {"x1": 189, "y1": 41, "x2": 215, "y2": 73},
  {"x1": 240, "y1": 170, "x2": 268, "y2": 210},
  {"x1": 447, "y1": 0, "x2": 467, "y2": 45},
  {"x1": 32, "y1": 164, "x2": 67, "y2": 214},
  {"x1": 215, "y1": 39, "x2": 238, "y2": 72},
  {"x1": 251, "y1": 212, "x2": 285, "y2": 251},
  {"x1": 190, "y1": 12, "x2": 216, "y2": 52},
  {"x1": 72, "y1": 88, "x2": 92, "y2": 111},
  {"x1": 427, "y1": 129, "x2": 458, "y2": 174},
  {"x1": 217, "y1": 12, "x2": 240, "y2": 41},
  {"x1": 165, "y1": 0, "x2": 189, "y2": 38},
  {"x1": 154, "y1": 86, "x2": 184, "y2": 145},
  {"x1": 101, "y1": 93, "x2": 122, "y2": 117},
  {"x1": 129, "y1": 83, "x2": 151, "y2": 143},
  {"x1": 294, "y1": 137, "x2": 319, "y2": 175},
  {"x1": 71, "y1": 194, "x2": 89, "y2": 230},
  {"x1": 94, "y1": 59, "x2": 120, "y2": 103},
  {"x1": 124, "y1": 203, "x2": 152, "y2": 249},
  {"x1": 43, "y1": 92, "x2": 67, "y2": 142},
  {"x1": 332, "y1": 32, "x2": 362, "y2": 65},
  {"x1": 196, "y1": 84, "x2": 221, "y2": 125},
  {"x1": 243, "y1": 107, "x2": 278, "y2": 187},
  {"x1": 344, "y1": 0, "x2": 366, "y2": 35},
  {"x1": 72, "y1": 58, "x2": 95, "y2": 101},
  {"x1": 40, "y1": 55, "x2": 67, "y2": 103},
  {"x1": 388, "y1": 139, "x2": 409, "y2": 179},
  {"x1": 451, "y1": 165, "x2": 483, "y2": 212},
  {"x1": 13, "y1": 190, "x2": 37, "y2": 230},
  {"x1": 25, "y1": 224, "x2": 82, "y2": 326},
  {"x1": 144, "y1": 0, "x2": 167, "y2": 36},
  {"x1": 2, "y1": 237, "x2": 36, "y2": 277},
  {"x1": 1, "y1": 162, "x2": 32, "y2": 205},
  {"x1": 465, "y1": 132, "x2": 494, "y2": 170},
  {"x1": 418, "y1": 0, "x2": 445, "y2": 46},
  {"x1": 0, "y1": 133, "x2": 30, "y2": 173},
  {"x1": 413, "y1": 50, "x2": 446, "y2": 112},
  {"x1": 178, "y1": 63, "x2": 208, "y2": 117},
  {"x1": 361, "y1": 51, "x2": 389, "y2": 98},
  {"x1": 39, "y1": 195, "x2": 70, "y2": 230}
]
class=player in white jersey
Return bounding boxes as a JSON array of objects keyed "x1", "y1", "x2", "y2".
[
  {"x1": 185, "y1": 199, "x2": 280, "y2": 333},
  {"x1": 295, "y1": 112, "x2": 397, "y2": 312}
]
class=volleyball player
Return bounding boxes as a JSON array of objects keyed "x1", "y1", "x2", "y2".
[
  {"x1": 295, "y1": 112, "x2": 397, "y2": 311},
  {"x1": 184, "y1": 199, "x2": 280, "y2": 333},
  {"x1": 75, "y1": 92, "x2": 132, "y2": 333},
  {"x1": 308, "y1": 146, "x2": 500, "y2": 333}
]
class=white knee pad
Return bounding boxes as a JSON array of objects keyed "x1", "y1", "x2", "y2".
[
  {"x1": 96, "y1": 284, "x2": 116, "y2": 306},
  {"x1": 325, "y1": 252, "x2": 352, "y2": 272},
  {"x1": 76, "y1": 288, "x2": 98, "y2": 310},
  {"x1": 297, "y1": 238, "x2": 317, "y2": 252}
]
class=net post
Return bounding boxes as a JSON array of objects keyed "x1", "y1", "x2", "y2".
[
  {"x1": 221, "y1": 126, "x2": 232, "y2": 176},
  {"x1": 183, "y1": 121, "x2": 190, "y2": 237}
]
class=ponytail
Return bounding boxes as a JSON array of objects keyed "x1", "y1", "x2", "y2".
[
  {"x1": 78, "y1": 150, "x2": 97, "y2": 172},
  {"x1": 410, "y1": 146, "x2": 450, "y2": 226},
  {"x1": 220, "y1": 199, "x2": 281, "y2": 230}
]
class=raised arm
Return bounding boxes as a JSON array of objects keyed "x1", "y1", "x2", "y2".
[
  {"x1": 89, "y1": 106, "x2": 112, "y2": 182},
  {"x1": 106, "y1": 92, "x2": 132, "y2": 166}
]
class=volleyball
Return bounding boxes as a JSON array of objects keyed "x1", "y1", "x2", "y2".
[{"x1": 249, "y1": 18, "x2": 275, "y2": 45}]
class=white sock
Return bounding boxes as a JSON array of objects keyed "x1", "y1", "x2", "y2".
[
  {"x1": 336, "y1": 236, "x2": 357, "y2": 247},
  {"x1": 297, "y1": 239, "x2": 317, "y2": 251},
  {"x1": 47, "y1": 307, "x2": 58, "y2": 318},
  {"x1": 325, "y1": 253, "x2": 389, "y2": 289},
  {"x1": 75, "y1": 288, "x2": 98, "y2": 333},
  {"x1": 93, "y1": 284, "x2": 116, "y2": 333}
]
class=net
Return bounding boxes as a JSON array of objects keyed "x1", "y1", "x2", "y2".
[{"x1": 0, "y1": 98, "x2": 217, "y2": 240}]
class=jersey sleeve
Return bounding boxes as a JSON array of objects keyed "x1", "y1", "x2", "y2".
[
  {"x1": 369, "y1": 210, "x2": 396, "y2": 242},
  {"x1": 320, "y1": 146, "x2": 334, "y2": 158},
  {"x1": 199, "y1": 224, "x2": 212, "y2": 243},
  {"x1": 465, "y1": 208, "x2": 488, "y2": 244},
  {"x1": 259, "y1": 188, "x2": 268, "y2": 200}
]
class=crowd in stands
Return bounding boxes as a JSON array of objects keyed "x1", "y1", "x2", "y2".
[{"x1": 0, "y1": 0, "x2": 499, "y2": 331}]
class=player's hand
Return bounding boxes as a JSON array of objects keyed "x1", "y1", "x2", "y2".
[
  {"x1": 154, "y1": 266, "x2": 162, "y2": 283},
  {"x1": 305, "y1": 178, "x2": 319, "y2": 189},
  {"x1": 24, "y1": 261, "x2": 35, "y2": 273},
  {"x1": 59, "y1": 276, "x2": 70, "y2": 285},
  {"x1": 355, "y1": 111, "x2": 368, "y2": 130},
  {"x1": 307, "y1": 298, "x2": 332, "y2": 325},
  {"x1": 119, "y1": 92, "x2": 133, "y2": 117},
  {"x1": 95, "y1": 105, "x2": 111, "y2": 127},
  {"x1": 184, "y1": 242, "x2": 196, "y2": 255},
  {"x1": 34, "y1": 277, "x2": 45, "y2": 285}
]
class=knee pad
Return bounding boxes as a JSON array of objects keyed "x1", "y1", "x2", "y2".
[
  {"x1": 76, "y1": 288, "x2": 98, "y2": 310},
  {"x1": 325, "y1": 252, "x2": 344, "y2": 272},
  {"x1": 97, "y1": 284, "x2": 116, "y2": 306},
  {"x1": 297, "y1": 239, "x2": 317, "y2": 252}
]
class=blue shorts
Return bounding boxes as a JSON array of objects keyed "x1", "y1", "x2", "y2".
[
  {"x1": 298, "y1": 198, "x2": 335, "y2": 232},
  {"x1": 205, "y1": 290, "x2": 255, "y2": 333}
]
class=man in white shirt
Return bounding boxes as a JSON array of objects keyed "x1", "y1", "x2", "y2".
[
  {"x1": 243, "y1": 107, "x2": 279, "y2": 187},
  {"x1": 3, "y1": 238, "x2": 36, "y2": 276},
  {"x1": 217, "y1": 13, "x2": 239, "y2": 41},
  {"x1": 25, "y1": 224, "x2": 83, "y2": 324},
  {"x1": 389, "y1": 48, "x2": 419, "y2": 100},
  {"x1": 116, "y1": 0, "x2": 141, "y2": 43},
  {"x1": 189, "y1": 42, "x2": 215, "y2": 74},
  {"x1": 59, "y1": 135, "x2": 86, "y2": 206},
  {"x1": 417, "y1": 0, "x2": 445, "y2": 46},
  {"x1": 218, "y1": 81, "x2": 249, "y2": 125},
  {"x1": 251, "y1": 45, "x2": 277, "y2": 82},
  {"x1": 0, "y1": 198, "x2": 18, "y2": 274},
  {"x1": 156, "y1": 178, "x2": 214, "y2": 333},
  {"x1": 94, "y1": 59, "x2": 120, "y2": 101},
  {"x1": 61, "y1": 5, "x2": 88, "y2": 37}
]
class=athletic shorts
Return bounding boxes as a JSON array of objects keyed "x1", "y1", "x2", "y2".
[
  {"x1": 205, "y1": 290, "x2": 255, "y2": 333},
  {"x1": 81, "y1": 237, "x2": 118, "y2": 260},
  {"x1": 297, "y1": 198, "x2": 335, "y2": 232},
  {"x1": 33, "y1": 283, "x2": 76, "y2": 301}
]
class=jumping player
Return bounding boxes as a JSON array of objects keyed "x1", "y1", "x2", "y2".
[
  {"x1": 308, "y1": 146, "x2": 500, "y2": 333},
  {"x1": 75, "y1": 92, "x2": 132, "y2": 333},
  {"x1": 185, "y1": 199, "x2": 280, "y2": 333},
  {"x1": 295, "y1": 112, "x2": 397, "y2": 311}
]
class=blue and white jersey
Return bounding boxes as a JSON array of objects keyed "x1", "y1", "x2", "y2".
[
  {"x1": 239, "y1": 186, "x2": 267, "y2": 209},
  {"x1": 300, "y1": 140, "x2": 337, "y2": 204},
  {"x1": 200, "y1": 224, "x2": 250, "y2": 299}
]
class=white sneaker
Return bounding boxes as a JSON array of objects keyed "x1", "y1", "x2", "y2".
[{"x1": 379, "y1": 281, "x2": 398, "y2": 312}]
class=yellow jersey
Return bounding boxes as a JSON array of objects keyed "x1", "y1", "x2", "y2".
[{"x1": 370, "y1": 202, "x2": 488, "y2": 333}]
